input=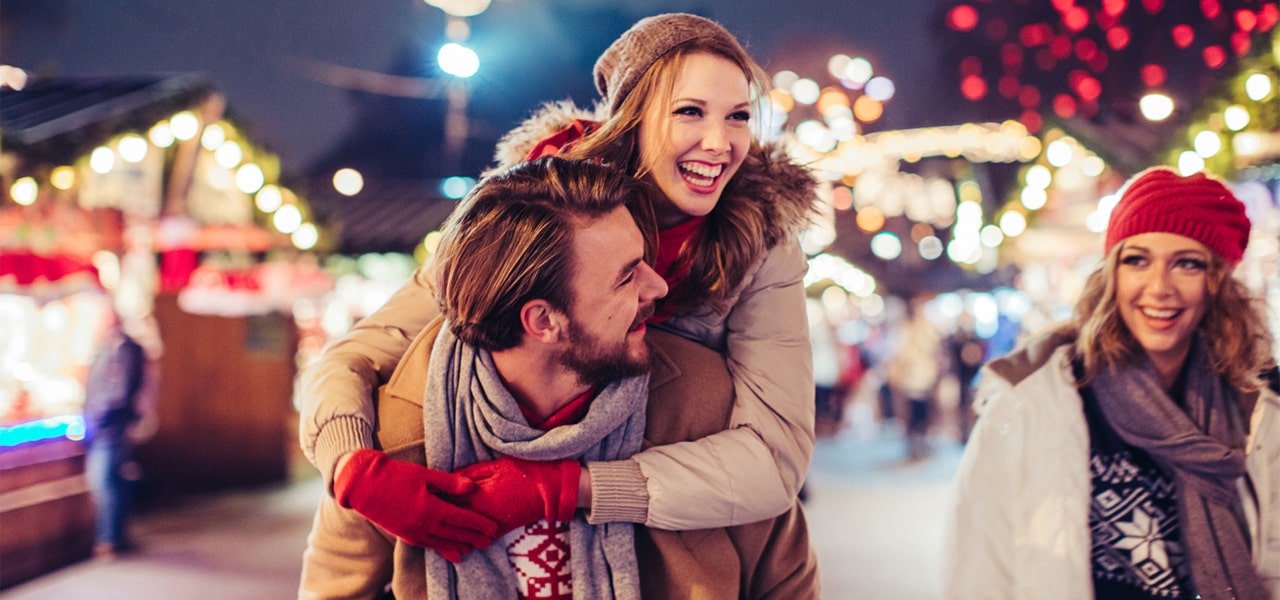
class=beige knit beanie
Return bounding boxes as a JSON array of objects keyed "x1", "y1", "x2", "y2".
[{"x1": 593, "y1": 13, "x2": 745, "y2": 112}]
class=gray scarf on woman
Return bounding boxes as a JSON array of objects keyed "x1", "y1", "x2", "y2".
[
  {"x1": 421, "y1": 323, "x2": 646, "y2": 600},
  {"x1": 1090, "y1": 336, "x2": 1266, "y2": 600}
]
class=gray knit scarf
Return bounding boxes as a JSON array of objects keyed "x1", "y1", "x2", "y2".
[
  {"x1": 421, "y1": 323, "x2": 647, "y2": 600},
  {"x1": 1090, "y1": 337, "x2": 1266, "y2": 600}
]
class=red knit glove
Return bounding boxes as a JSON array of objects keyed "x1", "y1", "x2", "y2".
[
  {"x1": 335, "y1": 449, "x2": 500, "y2": 562},
  {"x1": 453, "y1": 456, "x2": 581, "y2": 536}
]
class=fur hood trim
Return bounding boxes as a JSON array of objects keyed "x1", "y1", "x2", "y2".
[{"x1": 489, "y1": 101, "x2": 819, "y2": 246}]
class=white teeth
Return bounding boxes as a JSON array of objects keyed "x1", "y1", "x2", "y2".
[
  {"x1": 1142, "y1": 307, "x2": 1179, "y2": 319},
  {"x1": 679, "y1": 162, "x2": 723, "y2": 178}
]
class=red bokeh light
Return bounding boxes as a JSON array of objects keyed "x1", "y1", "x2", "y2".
[
  {"x1": 1097, "y1": 10, "x2": 1119, "y2": 29},
  {"x1": 1230, "y1": 32, "x2": 1251, "y2": 56},
  {"x1": 1001, "y1": 43, "x2": 1024, "y2": 69},
  {"x1": 1020, "y1": 23, "x2": 1053, "y2": 46},
  {"x1": 1019, "y1": 86, "x2": 1042, "y2": 108},
  {"x1": 1063, "y1": 7, "x2": 1090, "y2": 31},
  {"x1": 1053, "y1": 94, "x2": 1078, "y2": 118},
  {"x1": 1050, "y1": 36, "x2": 1073, "y2": 59},
  {"x1": 1203, "y1": 46, "x2": 1226, "y2": 69},
  {"x1": 948, "y1": 5, "x2": 979, "y2": 31},
  {"x1": 1142, "y1": 0, "x2": 1164, "y2": 14},
  {"x1": 1052, "y1": 0, "x2": 1074, "y2": 12},
  {"x1": 1075, "y1": 38, "x2": 1098, "y2": 61},
  {"x1": 961, "y1": 75, "x2": 988, "y2": 100},
  {"x1": 998, "y1": 75, "x2": 1021, "y2": 98},
  {"x1": 1106, "y1": 27, "x2": 1131, "y2": 50},
  {"x1": 1172, "y1": 25, "x2": 1195, "y2": 48},
  {"x1": 1087, "y1": 51, "x2": 1109, "y2": 73},
  {"x1": 1075, "y1": 77, "x2": 1102, "y2": 102},
  {"x1": 1235, "y1": 9, "x2": 1257, "y2": 31},
  {"x1": 1261, "y1": 4, "x2": 1279, "y2": 31},
  {"x1": 1200, "y1": 0, "x2": 1220, "y2": 20},
  {"x1": 1102, "y1": 0, "x2": 1127, "y2": 17},
  {"x1": 960, "y1": 56, "x2": 983, "y2": 75},
  {"x1": 1020, "y1": 110, "x2": 1043, "y2": 133},
  {"x1": 1140, "y1": 64, "x2": 1166, "y2": 87}
]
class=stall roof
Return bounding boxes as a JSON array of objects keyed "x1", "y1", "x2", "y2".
[
  {"x1": 306, "y1": 177, "x2": 458, "y2": 256},
  {"x1": 0, "y1": 73, "x2": 213, "y2": 164}
]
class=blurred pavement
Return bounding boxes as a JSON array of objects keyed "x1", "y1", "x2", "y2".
[{"x1": 2, "y1": 428, "x2": 961, "y2": 599}]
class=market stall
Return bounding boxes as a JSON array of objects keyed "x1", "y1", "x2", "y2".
[{"x1": 0, "y1": 72, "x2": 326, "y2": 586}]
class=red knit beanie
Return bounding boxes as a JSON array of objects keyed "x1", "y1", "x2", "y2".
[{"x1": 1104, "y1": 167, "x2": 1251, "y2": 263}]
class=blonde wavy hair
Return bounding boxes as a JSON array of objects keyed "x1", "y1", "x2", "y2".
[
  {"x1": 562, "y1": 37, "x2": 772, "y2": 315},
  {"x1": 1068, "y1": 242, "x2": 1275, "y2": 392}
]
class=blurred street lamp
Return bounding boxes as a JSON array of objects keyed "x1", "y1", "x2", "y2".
[
  {"x1": 1139, "y1": 92, "x2": 1174, "y2": 121},
  {"x1": 437, "y1": 42, "x2": 478, "y2": 172},
  {"x1": 423, "y1": 0, "x2": 490, "y2": 17}
]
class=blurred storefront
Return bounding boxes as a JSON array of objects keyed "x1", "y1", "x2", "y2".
[{"x1": 0, "y1": 73, "x2": 326, "y2": 586}]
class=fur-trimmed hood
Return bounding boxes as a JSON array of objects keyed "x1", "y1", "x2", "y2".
[{"x1": 488, "y1": 101, "x2": 820, "y2": 249}]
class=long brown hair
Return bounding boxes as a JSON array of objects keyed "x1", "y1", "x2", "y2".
[
  {"x1": 1069, "y1": 243, "x2": 1275, "y2": 392},
  {"x1": 562, "y1": 37, "x2": 773, "y2": 315}
]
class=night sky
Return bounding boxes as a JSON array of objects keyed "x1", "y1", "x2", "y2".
[{"x1": 0, "y1": 0, "x2": 948, "y2": 175}]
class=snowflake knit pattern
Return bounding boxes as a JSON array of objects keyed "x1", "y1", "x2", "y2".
[{"x1": 507, "y1": 519, "x2": 573, "y2": 599}]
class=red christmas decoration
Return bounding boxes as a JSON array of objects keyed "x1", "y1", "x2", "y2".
[
  {"x1": 1063, "y1": 7, "x2": 1090, "y2": 31},
  {"x1": 1076, "y1": 76, "x2": 1102, "y2": 101},
  {"x1": 1172, "y1": 24, "x2": 1195, "y2": 48},
  {"x1": 1053, "y1": 94, "x2": 1078, "y2": 118},
  {"x1": 1020, "y1": 23, "x2": 1053, "y2": 46},
  {"x1": 1106, "y1": 26, "x2": 1132, "y2": 50},
  {"x1": 1202, "y1": 45, "x2": 1226, "y2": 69},
  {"x1": 1075, "y1": 38, "x2": 1099, "y2": 61},
  {"x1": 1102, "y1": 0, "x2": 1127, "y2": 17},
  {"x1": 1019, "y1": 85, "x2": 1042, "y2": 108},
  {"x1": 998, "y1": 75, "x2": 1021, "y2": 98},
  {"x1": 1200, "y1": 0, "x2": 1221, "y2": 20},
  {"x1": 1235, "y1": 9, "x2": 1257, "y2": 31},
  {"x1": 1087, "y1": 51, "x2": 1109, "y2": 73},
  {"x1": 1001, "y1": 43, "x2": 1024, "y2": 69},
  {"x1": 1230, "y1": 31, "x2": 1250, "y2": 56},
  {"x1": 1020, "y1": 109, "x2": 1043, "y2": 133},
  {"x1": 948, "y1": 5, "x2": 980, "y2": 31},
  {"x1": 1140, "y1": 64, "x2": 1166, "y2": 86},
  {"x1": 1261, "y1": 4, "x2": 1279, "y2": 31},
  {"x1": 1142, "y1": 0, "x2": 1164, "y2": 14},
  {"x1": 961, "y1": 75, "x2": 988, "y2": 100},
  {"x1": 1050, "y1": 35, "x2": 1073, "y2": 59}
]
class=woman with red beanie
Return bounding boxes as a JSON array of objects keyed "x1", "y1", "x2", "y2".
[{"x1": 944, "y1": 167, "x2": 1280, "y2": 600}]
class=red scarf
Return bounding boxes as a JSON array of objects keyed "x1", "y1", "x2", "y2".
[
  {"x1": 516, "y1": 387, "x2": 596, "y2": 431},
  {"x1": 650, "y1": 216, "x2": 706, "y2": 323},
  {"x1": 524, "y1": 119, "x2": 598, "y2": 161}
]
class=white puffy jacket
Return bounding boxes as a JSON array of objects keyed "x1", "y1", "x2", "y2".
[{"x1": 942, "y1": 332, "x2": 1280, "y2": 600}]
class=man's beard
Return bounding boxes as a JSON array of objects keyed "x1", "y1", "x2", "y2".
[{"x1": 558, "y1": 316, "x2": 651, "y2": 388}]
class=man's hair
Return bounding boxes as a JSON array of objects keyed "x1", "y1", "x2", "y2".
[
  {"x1": 434, "y1": 156, "x2": 654, "y2": 351},
  {"x1": 1067, "y1": 242, "x2": 1275, "y2": 393}
]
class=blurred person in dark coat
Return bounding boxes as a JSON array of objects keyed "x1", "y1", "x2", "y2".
[{"x1": 83, "y1": 306, "x2": 150, "y2": 558}]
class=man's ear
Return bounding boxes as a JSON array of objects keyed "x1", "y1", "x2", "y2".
[{"x1": 519, "y1": 299, "x2": 568, "y2": 344}]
